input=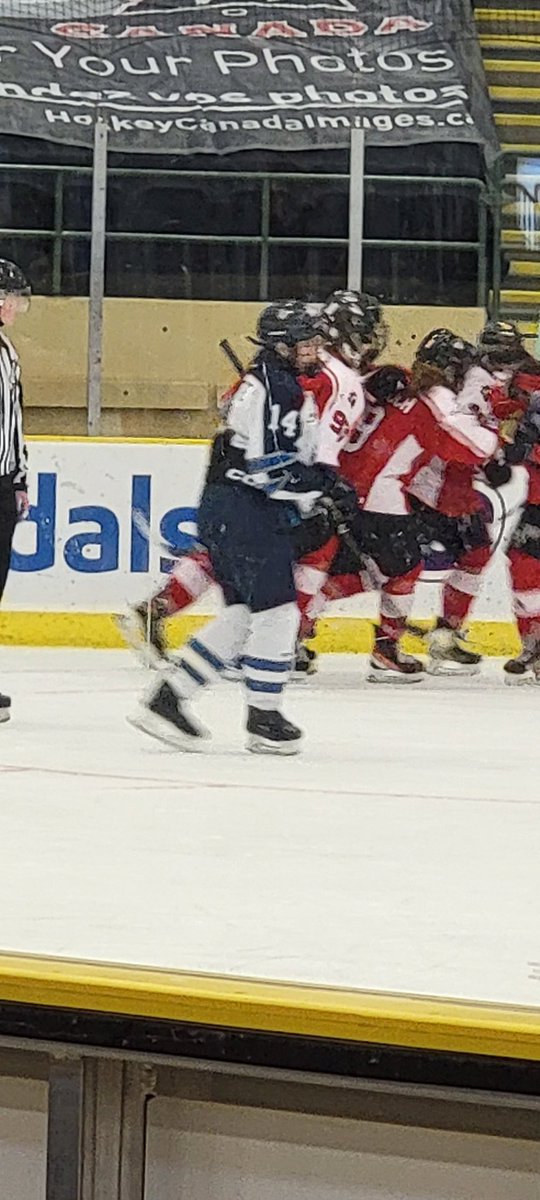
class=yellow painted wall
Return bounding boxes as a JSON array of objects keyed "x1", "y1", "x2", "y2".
[{"x1": 12, "y1": 299, "x2": 489, "y2": 436}]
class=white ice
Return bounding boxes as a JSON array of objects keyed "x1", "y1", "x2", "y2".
[{"x1": 0, "y1": 647, "x2": 539, "y2": 1008}]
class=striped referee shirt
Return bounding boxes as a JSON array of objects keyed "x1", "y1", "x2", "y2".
[{"x1": 0, "y1": 331, "x2": 27, "y2": 489}]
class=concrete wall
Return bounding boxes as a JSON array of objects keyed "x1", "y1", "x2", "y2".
[
  {"x1": 12, "y1": 299, "x2": 488, "y2": 438},
  {"x1": 145, "y1": 1100, "x2": 540, "y2": 1200},
  {"x1": 0, "y1": 1076, "x2": 47, "y2": 1200}
]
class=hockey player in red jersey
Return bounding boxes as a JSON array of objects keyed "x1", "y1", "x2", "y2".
[
  {"x1": 486, "y1": 355, "x2": 540, "y2": 683},
  {"x1": 293, "y1": 290, "x2": 388, "y2": 662},
  {"x1": 405, "y1": 328, "x2": 501, "y2": 675},
  {"x1": 298, "y1": 331, "x2": 502, "y2": 682}
]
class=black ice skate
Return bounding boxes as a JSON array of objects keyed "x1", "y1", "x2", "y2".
[
  {"x1": 504, "y1": 640, "x2": 540, "y2": 686},
  {"x1": 128, "y1": 679, "x2": 209, "y2": 750},
  {"x1": 0, "y1": 692, "x2": 11, "y2": 724},
  {"x1": 118, "y1": 597, "x2": 168, "y2": 668},
  {"x1": 367, "y1": 635, "x2": 424, "y2": 684},
  {"x1": 427, "y1": 620, "x2": 481, "y2": 676},
  {"x1": 294, "y1": 640, "x2": 318, "y2": 677},
  {"x1": 246, "y1": 706, "x2": 303, "y2": 755}
]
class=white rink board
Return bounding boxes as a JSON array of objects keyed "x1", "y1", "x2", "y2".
[{"x1": 4, "y1": 438, "x2": 527, "y2": 622}]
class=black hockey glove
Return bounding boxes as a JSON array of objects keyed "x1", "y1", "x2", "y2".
[{"x1": 315, "y1": 469, "x2": 358, "y2": 535}]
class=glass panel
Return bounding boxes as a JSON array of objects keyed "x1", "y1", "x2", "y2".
[
  {"x1": 107, "y1": 175, "x2": 262, "y2": 238},
  {"x1": 270, "y1": 178, "x2": 348, "y2": 240},
  {"x1": 268, "y1": 243, "x2": 347, "y2": 300},
  {"x1": 0, "y1": 168, "x2": 55, "y2": 231},
  {"x1": 363, "y1": 246, "x2": 479, "y2": 306},
  {"x1": 61, "y1": 238, "x2": 91, "y2": 297},
  {"x1": 105, "y1": 237, "x2": 260, "y2": 300}
]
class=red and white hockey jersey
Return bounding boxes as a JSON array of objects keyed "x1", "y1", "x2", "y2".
[
  {"x1": 340, "y1": 383, "x2": 499, "y2": 518},
  {"x1": 299, "y1": 348, "x2": 365, "y2": 468},
  {"x1": 339, "y1": 397, "x2": 431, "y2": 515},
  {"x1": 406, "y1": 382, "x2": 500, "y2": 516}
]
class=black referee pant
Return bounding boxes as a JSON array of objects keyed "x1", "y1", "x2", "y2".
[{"x1": 0, "y1": 474, "x2": 17, "y2": 605}]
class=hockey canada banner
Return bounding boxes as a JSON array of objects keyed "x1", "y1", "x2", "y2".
[{"x1": 0, "y1": 0, "x2": 497, "y2": 153}]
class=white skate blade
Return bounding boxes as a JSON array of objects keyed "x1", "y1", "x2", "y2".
[
  {"x1": 426, "y1": 660, "x2": 480, "y2": 677},
  {"x1": 127, "y1": 706, "x2": 209, "y2": 752},
  {"x1": 247, "y1": 733, "x2": 302, "y2": 756},
  {"x1": 367, "y1": 668, "x2": 423, "y2": 685},
  {"x1": 504, "y1": 671, "x2": 534, "y2": 687}
]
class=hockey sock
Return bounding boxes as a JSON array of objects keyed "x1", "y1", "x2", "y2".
[
  {"x1": 169, "y1": 604, "x2": 250, "y2": 699},
  {"x1": 508, "y1": 547, "x2": 540, "y2": 642},
  {"x1": 295, "y1": 535, "x2": 340, "y2": 626},
  {"x1": 243, "y1": 603, "x2": 300, "y2": 712},
  {"x1": 157, "y1": 549, "x2": 214, "y2": 616},
  {"x1": 380, "y1": 565, "x2": 422, "y2": 641},
  {"x1": 442, "y1": 545, "x2": 491, "y2": 630}
]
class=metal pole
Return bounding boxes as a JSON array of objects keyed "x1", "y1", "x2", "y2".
[
  {"x1": 347, "y1": 128, "x2": 365, "y2": 291},
  {"x1": 259, "y1": 176, "x2": 270, "y2": 302},
  {"x1": 87, "y1": 117, "x2": 108, "y2": 437},
  {"x1": 46, "y1": 1057, "x2": 83, "y2": 1200}
]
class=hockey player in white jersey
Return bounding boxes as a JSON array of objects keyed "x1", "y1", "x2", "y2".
[{"x1": 129, "y1": 301, "x2": 356, "y2": 755}]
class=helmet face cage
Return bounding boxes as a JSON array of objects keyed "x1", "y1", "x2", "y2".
[
  {"x1": 256, "y1": 301, "x2": 322, "y2": 367},
  {"x1": 416, "y1": 329, "x2": 475, "y2": 390},
  {"x1": 0, "y1": 259, "x2": 31, "y2": 323},
  {"x1": 322, "y1": 290, "x2": 385, "y2": 368},
  {"x1": 477, "y1": 320, "x2": 525, "y2": 367},
  {"x1": 0, "y1": 258, "x2": 30, "y2": 301}
]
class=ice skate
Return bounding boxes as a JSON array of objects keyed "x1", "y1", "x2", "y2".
[
  {"x1": 246, "y1": 706, "x2": 303, "y2": 755},
  {"x1": 426, "y1": 621, "x2": 481, "y2": 676},
  {"x1": 504, "y1": 640, "x2": 540, "y2": 686},
  {"x1": 128, "y1": 679, "x2": 210, "y2": 750},
  {"x1": 0, "y1": 692, "x2": 11, "y2": 724},
  {"x1": 294, "y1": 640, "x2": 318, "y2": 677},
  {"x1": 118, "y1": 597, "x2": 169, "y2": 668},
  {"x1": 367, "y1": 636, "x2": 424, "y2": 684}
]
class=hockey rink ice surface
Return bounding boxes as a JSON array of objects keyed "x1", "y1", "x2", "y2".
[{"x1": 0, "y1": 646, "x2": 539, "y2": 1008}]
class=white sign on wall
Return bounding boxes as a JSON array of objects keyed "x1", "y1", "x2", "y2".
[{"x1": 4, "y1": 439, "x2": 526, "y2": 624}]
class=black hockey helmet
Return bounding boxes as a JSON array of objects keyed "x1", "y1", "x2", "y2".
[
  {"x1": 415, "y1": 328, "x2": 475, "y2": 388},
  {"x1": 321, "y1": 290, "x2": 387, "y2": 367},
  {"x1": 0, "y1": 259, "x2": 30, "y2": 300},
  {"x1": 256, "y1": 300, "x2": 321, "y2": 352},
  {"x1": 477, "y1": 319, "x2": 525, "y2": 366}
]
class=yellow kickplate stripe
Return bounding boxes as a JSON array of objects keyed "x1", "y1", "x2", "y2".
[
  {"x1": 491, "y1": 84, "x2": 540, "y2": 99},
  {"x1": 27, "y1": 434, "x2": 211, "y2": 446},
  {"x1": 501, "y1": 288, "x2": 540, "y2": 304},
  {"x1": 476, "y1": 8, "x2": 540, "y2": 21},
  {"x1": 485, "y1": 59, "x2": 540, "y2": 71},
  {"x1": 496, "y1": 112, "x2": 540, "y2": 125},
  {"x1": 0, "y1": 952, "x2": 538, "y2": 1060},
  {"x1": 0, "y1": 613, "x2": 524, "y2": 656}
]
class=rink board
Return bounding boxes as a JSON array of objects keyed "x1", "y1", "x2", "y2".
[
  {"x1": 0, "y1": 952, "x2": 539, "y2": 1063},
  {"x1": 1, "y1": 436, "x2": 527, "y2": 653}
]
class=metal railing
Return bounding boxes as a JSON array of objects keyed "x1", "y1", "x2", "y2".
[{"x1": 0, "y1": 162, "x2": 490, "y2": 306}]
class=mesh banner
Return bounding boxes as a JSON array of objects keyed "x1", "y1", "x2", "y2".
[{"x1": 0, "y1": 0, "x2": 498, "y2": 153}]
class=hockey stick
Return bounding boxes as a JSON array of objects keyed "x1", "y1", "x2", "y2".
[
  {"x1": 131, "y1": 508, "x2": 201, "y2": 560},
  {"x1": 219, "y1": 338, "x2": 245, "y2": 377}
]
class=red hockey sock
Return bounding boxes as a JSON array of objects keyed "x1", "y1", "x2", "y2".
[
  {"x1": 295, "y1": 535, "x2": 340, "y2": 625},
  {"x1": 508, "y1": 547, "x2": 540, "y2": 642},
  {"x1": 157, "y1": 549, "x2": 214, "y2": 616},
  {"x1": 443, "y1": 545, "x2": 491, "y2": 629}
]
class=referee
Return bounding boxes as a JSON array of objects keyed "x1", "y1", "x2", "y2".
[{"x1": 0, "y1": 259, "x2": 31, "y2": 723}]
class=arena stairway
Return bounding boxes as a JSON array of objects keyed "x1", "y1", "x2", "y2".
[{"x1": 476, "y1": 4, "x2": 540, "y2": 339}]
